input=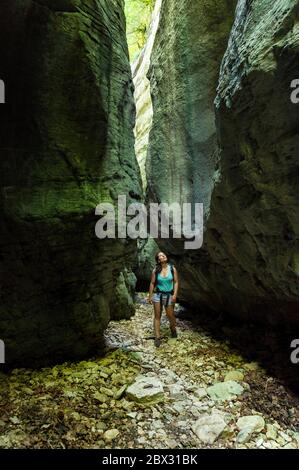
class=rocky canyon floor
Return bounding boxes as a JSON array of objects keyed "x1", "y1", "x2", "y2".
[{"x1": 0, "y1": 294, "x2": 298, "y2": 449}]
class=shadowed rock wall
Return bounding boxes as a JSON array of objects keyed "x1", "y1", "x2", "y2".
[
  {"x1": 0, "y1": 0, "x2": 142, "y2": 366},
  {"x1": 146, "y1": 0, "x2": 299, "y2": 327}
]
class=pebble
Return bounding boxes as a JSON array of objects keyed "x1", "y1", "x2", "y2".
[
  {"x1": 103, "y1": 429, "x2": 120, "y2": 441},
  {"x1": 255, "y1": 437, "x2": 264, "y2": 447},
  {"x1": 266, "y1": 424, "x2": 277, "y2": 440},
  {"x1": 224, "y1": 370, "x2": 244, "y2": 382},
  {"x1": 194, "y1": 387, "x2": 208, "y2": 399},
  {"x1": 278, "y1": 431, "x2": 292, "y2": 442}
]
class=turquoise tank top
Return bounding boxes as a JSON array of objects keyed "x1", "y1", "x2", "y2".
[{"x1": 156, "y1": 264, "x2": 173, "y2": 292}]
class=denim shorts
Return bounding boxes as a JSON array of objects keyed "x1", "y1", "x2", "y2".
[{"x1": 152, "y1": 292, "x2": 174, "y2": 306}]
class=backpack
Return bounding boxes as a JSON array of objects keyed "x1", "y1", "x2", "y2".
[{"x1": 154, "y1": 263, "x2": 174, "y2": 294}]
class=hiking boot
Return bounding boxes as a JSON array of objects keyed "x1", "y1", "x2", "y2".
[
  {"x1": 171, "y1": 329, "x2": 177, "y2": 338},
  {"x1": 154, "y1": 337, "x2": 161, "y2": 348}
]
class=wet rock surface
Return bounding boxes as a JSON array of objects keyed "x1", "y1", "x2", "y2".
[{"x1": 0, "y1": 295, "x2": 298, "y2": 449}]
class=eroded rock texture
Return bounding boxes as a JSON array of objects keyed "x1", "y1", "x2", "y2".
[
  {"x1": 146, "y1": 0, "x2": 299, "y2": 327},
  {"x1": 134, "y1": 238, "x2": 159, "y2": 292},
  {"x1": 132, "y1": 0, "x2": 162, "y2": 290},
  {"x1": 132, "y1": 0, "x2": 162, "y2": 192},
  {"x1": 147, "y1": 0, "x2": 237, "y2": 215},
  {"x1": 212, "y1": 0, "x2": 299, "y2": 324},
  {"x1": 0, "y1": 0, "x2": 142, "y2": 366},
  {"x1": 146, "y1": 0, "x2": 237, "y2": 294}
]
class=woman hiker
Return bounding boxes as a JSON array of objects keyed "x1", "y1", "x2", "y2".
[{"x1": 147, "y1": 251, "x2": 179, "y2": 347}]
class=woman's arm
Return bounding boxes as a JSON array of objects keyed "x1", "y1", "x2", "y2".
[
  {"x1": 147, "y1": 270, "x2": 156, "y2": 304},
  {"x1": 172, "y1": 266, "x2": 179, "y2": 302}
]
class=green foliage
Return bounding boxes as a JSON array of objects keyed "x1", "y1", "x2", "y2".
[{"x1": 125, "y1": 0, "x2": 155, "y2": 62}]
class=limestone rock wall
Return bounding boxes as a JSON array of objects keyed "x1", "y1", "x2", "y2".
[
  {"x1": 134, "y1": 238, "x2": 159, "y2": 292},
  {"x1": 131, "y1": 1, "x2": 161, "y2": 289},
  {"x1": 0, "y1": 0, "x2": 142, "y2": 366},
  {"x1": 212, "y1": 0, "x2": 299, "y2": 324},
  {"x1": 147, "y1": 0, "x2": 237, "y2": 214},
  {"x1": 146, "y1": 0, "x2": 299, "y2": 327},
  {"x1": 132, "y1": 0, "x2": 162, "y2": 192}
]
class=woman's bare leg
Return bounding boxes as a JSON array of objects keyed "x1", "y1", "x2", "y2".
[
  {"x1": 165, "y1": 304, "x2": 176, "y2": 333},
  {"x1": 153, "y1": 302, "x2": 162, "y2": 338}
]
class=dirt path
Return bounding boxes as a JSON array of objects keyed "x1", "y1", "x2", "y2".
[{"x1": 0, "y1": 295, "x2": 298, "y2": 449}]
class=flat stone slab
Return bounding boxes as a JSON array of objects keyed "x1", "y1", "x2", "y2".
[
  {"x1": 126, "y1": 375, "x2": 164, "y2": 404},
  {"x1": 207, "y1": 380, "x2": 244, "y2": 401}
]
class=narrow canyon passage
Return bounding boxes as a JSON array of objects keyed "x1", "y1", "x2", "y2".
[
  {"x1": 0, "y1": 295, "x2": 298, "y2": 449},
  {"x1": 0, "y1": 0, "x2": 298, "y2": 453}
]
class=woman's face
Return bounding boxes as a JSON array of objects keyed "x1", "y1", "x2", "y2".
[{"x1": 157, "y1": 252, "x2": 167, "y2": 263}]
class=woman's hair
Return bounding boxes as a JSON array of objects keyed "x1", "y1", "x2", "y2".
[{"x1": 154, "y1": 251, "x2": 168, "y2": 274}]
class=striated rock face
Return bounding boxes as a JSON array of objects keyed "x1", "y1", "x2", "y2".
[
  {"x1": 0, "y1": 0, "x2": 142, "y2": 366},
  {"x1": 134, "y1": 238, "x2": 159, "y2": 292},
  {"x1": 146, "y1": 0, "x2": 237, "y2": 296},
  {"x1": 147, "y1": 0, "x2": 238, "y2": 215},
  {"x1": 210, "y1": 0, "x2": 299, "y2": 324},
  {"x1": 132, "y1": 0, "x2": 162, "y2": 192},
  {"x1": 146, "y1": 0, "x2": 299, "y2": 327},
  {"x1": 132, "y1": 1, "x2": 162, "y2": 289}
]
